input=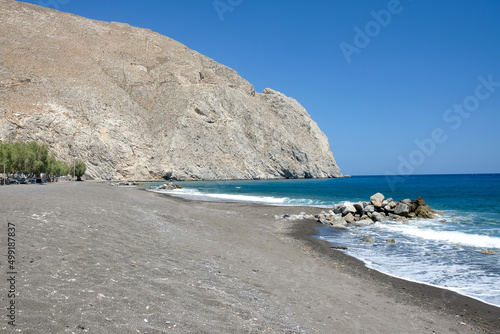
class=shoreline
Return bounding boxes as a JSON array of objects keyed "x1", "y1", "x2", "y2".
[
  {"x1": 0, "y1": 182, "x2": 498, "y2": 333},
  {"x1": 286, "y1": 218, "x2": 500, "y2": 329},
  {"x1": 146, "y1": 184, "x2": 500, "y2": 332},
  {"x1": 150, "y1": 186, "x2": 500, "y2": 331}
]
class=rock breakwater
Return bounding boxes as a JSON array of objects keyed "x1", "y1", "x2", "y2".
[{"x1": 276, "y1": 192, "x2": 443, "y2": 228}]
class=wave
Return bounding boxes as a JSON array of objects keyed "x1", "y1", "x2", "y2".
[
  {"x1": 379, "y1": 223, "x2": 500, "y2": 249},
  {"x1": 149, "y1": 188, "x2": 332, "y2": 207}
]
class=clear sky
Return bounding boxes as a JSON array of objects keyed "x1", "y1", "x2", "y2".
[{"x1": 19, "y1": 0, "x2": 500, "y2": 176}]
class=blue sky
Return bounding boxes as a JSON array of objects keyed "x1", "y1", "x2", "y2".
[{"x1": 20, "y1": 0, "x2": 500, "y2": 175}]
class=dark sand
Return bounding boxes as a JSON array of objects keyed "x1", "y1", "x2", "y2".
[{"x1": 0, "y1": 182, "x2": 498, "y2": 333}]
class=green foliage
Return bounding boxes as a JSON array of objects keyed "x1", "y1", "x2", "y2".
[
  {"x1": 0, "y1": 141, "x2": 72, "y2": 179},
  {"x1": 73, "y1": 159, "x2": 87, "y2": 181}
]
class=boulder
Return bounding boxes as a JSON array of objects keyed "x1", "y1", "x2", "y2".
[
  {"x1": 329, "y1": 215, "x2": 348, "y2": 228},
  {"x1": 364, "y1": 205, "x2": 375, "y2": 213},
  {"x1": 415, "y1": 196, "x2": 427, "y2": 206},
  {"x1": 342, "y1": 202, "x2": 356, "y2": 215},
  {"x1": 352, "y1": 219, "x2": 375, "y2": 226},
  {"x1": 394, "y1": 203, "x2": 410, "y2": 216},
  {"x1": 384, "y1": 205, "x2": 393, "y2": 213},
  {"x1": 344, "y1": 213, "x2": 356, "y2": 223},
  {"x1": 157, "y1": 183, "x2": 183, "y2": 190},
  {"x1": 371, "y1": 212, "x2": 386, "y2": 222},
  {"x1": 333, "y1": 204, "x2": 344, "y2": 215},
  {"x1": 401, "y1": 199, "x2": 412, "y2": 205},
  {"x1": 370, "y1": 193, "x2": 385, "y2": 207},
  {"x1": 353, "y1": 202, "x2": 365, "y2": 215},
  {"x1": 415, "y1": 205, "x2": 435, "y2": 219},
  {"x1": 361, "y1": 236, "x2": 374, "y2": 243},
  {"x1": 386, "y1": 239, "x2": 396, "y2": 243}
]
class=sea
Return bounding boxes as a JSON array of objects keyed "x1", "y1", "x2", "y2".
[{"x1": 147, "y1": 174, "x2": 500, "y2": 307}]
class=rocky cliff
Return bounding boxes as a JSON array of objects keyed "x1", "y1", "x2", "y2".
[{"x1": 0, "y1": 0, "x2": 342, "y2": 180}]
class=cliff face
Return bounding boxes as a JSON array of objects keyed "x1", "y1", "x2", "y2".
[{"x1": 0, "y1": 0, "x2": 342, "y2": 180}]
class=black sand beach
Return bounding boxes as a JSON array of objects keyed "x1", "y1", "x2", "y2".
[{"x1": 0, "y1": 182, "x2": 498, "y2": 333}]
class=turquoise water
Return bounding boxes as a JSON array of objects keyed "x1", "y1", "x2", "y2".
[{"x1": 148, "y1": 174, "x2": 500, "y2": 307}]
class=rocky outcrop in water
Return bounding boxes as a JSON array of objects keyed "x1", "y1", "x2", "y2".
[
  {"x1": 316, "y1": 194, "x2": 443, "y2": 227},
  {"x1": 276, "y1": 193, "x2": 443, "y2": 228},
  {"x1": 315, "y1": 194, "x2": 443, "y2": 228},
  {"x1": 0, "y1": 0, "x2": 342, "y2": 181}
]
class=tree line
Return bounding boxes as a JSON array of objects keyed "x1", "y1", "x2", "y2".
[{"x1": 0, "y1": 141, "x2": 87, "y2": 181}]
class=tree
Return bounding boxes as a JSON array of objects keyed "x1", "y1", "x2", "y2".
[
  {"x1": 74, "y1": 159, "x2": 87, "y2": 181},
  {"x1": 0, "y1": 141, "x2": 71, "y2": 181}
]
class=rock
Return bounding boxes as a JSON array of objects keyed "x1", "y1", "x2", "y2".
[
  {"x1": 395, "y1": 216, "x2": 408, "y2": 222},
  {"x1": 364, "y1": 205, "x2": 375, "y2": 213},
  {"x1": 394, "y1": 203, "x2": 410, "y2": 216},
  {"x1": 370, "y1": 193, "x2": 385, "y2": 207},
  {"x1": 342, "y1": 202, "x2": 356, "y2": 215},
  {"x1": 371, "y1": 212, "x2": 386, "y2": 222},
  {"x1": 415, "y1": 205, "x2": 435, "y2": 219},
  {"x1": 415, "y1": 196, "x2": 427, "y2": 206},
  {"x1": 0, "y1": 1, "x2": 342, "y2": 181},
  {"x1": 440, "y1": 219, "x2": 447, "y2": 223},
  {"x1": 386, "y1": 239, "x2": 396, "y2": 243},
  {"x1": 433, "y1": 210, "x2": 445, "y2": 216},
  {"x1": 352, "y1": 219, "x2": 375, "y2": 226},
  {"x1": 383, "y1": 205, "x2": 393, "y2": 213},
  {"x1": 408, "y1": 212, "x2": 416, "y2": 218},
  {"x1": 361, "y1": 236, "x2": 373, "y2": 243},
  {"x1": 331, "y1": 246, "x2": 348, "y2": 250},
  {"x1": 480, "y1": 249, "x2": 495, "y2": 255},
  {"x1": 344, "y1": 213, "x2": 356, "y2": 223},
  {"x1": 332, "y1": 204, "x2": 344, "y2": 215},
  {"x1": 318, "y1": 213, "x2": 347, "y2": 228},
  {"x1": 401, "y1": 199, "x2": 412, "y2": 205},
  {"x1": 156, "y1": 182, "x2": 183, "y2": 190},
  {"x1": 329, "y1": 215, "x2": 348, "y2": 228},
  {"x1": 317, "y1": 214, "x2": 327, "y2": 224},
  {"x1": 409, "y1": 201, "x2": 418, "y2": 212},
  {"x1": 353, "y1": 202, "x2": 365, "y2": 215}
]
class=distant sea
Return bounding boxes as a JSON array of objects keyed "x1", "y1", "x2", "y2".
[{"x1": 148, "y1": 174, "x2": 500, "y2": 307}]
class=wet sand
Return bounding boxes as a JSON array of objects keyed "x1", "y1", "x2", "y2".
[{"x1": 0, "y1": 182, "x2": 498, "y2": 333}]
